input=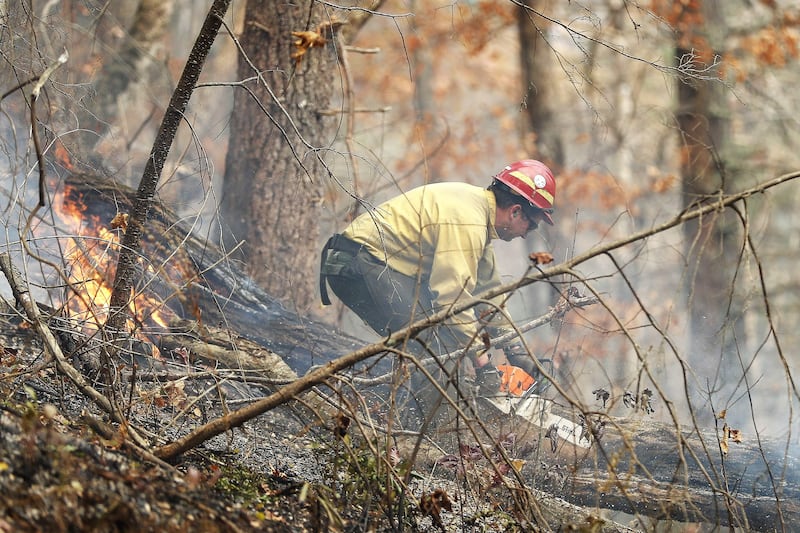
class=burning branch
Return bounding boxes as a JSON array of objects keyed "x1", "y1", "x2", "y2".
[{"x1": 14, "y1": 51, "x2": 105, "y2": 337}]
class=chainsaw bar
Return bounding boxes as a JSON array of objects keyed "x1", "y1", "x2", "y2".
[{"x1": 483, "y1": 393, "x2": 591, "y2": 449}]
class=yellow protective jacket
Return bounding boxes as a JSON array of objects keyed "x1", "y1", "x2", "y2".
[{"x1": 342, "y1": 182, "x2": 511, "y2": 348}]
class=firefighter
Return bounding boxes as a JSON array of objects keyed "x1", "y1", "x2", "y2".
[{"x1": 319, "y1": 160, "x2": 556, "y2": 422}]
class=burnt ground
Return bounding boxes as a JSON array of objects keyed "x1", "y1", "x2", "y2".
[
  {"x1": 0, "y1": 307, "x2": 643, "y2": 533},
  {"x1": 0, "y1": 348, "x2": 318, "y2": 532}
]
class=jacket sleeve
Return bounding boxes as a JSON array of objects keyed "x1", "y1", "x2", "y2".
[
  {"x1": 473, "y1": 248, "x2": 516, "y2": 339},
  {"x1": 426, "y1": 222, "x2": 492, "y2": 351}
]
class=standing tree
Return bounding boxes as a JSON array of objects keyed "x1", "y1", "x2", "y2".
[
  {"x1": 220, "y1": 1, "x2": 380, "y2": 311},
  {"x1": 516, "y1": 1, "x2": 570, "y2": 323},
  {"x1": 74, "y1": 0, "x2": 176, "y2": 161},
  {"x1": 666, "y1": 0, "x2": 742, "y2": 387},
  {"x1": 517, "y1": 0, "x2": 564, "y2": 167}
]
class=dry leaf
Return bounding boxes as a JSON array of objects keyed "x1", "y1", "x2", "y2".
[
  {"x1": 419, "y1": 489, "x2": 452, "y2": 531},
  {"x1": 388, "y1": 446, "x2": 401, "y2": 466},
  {"x1": 163, "y1": 380, "x2": 188, "y2": 409},
  {"x1": 110, "y1": 212, "x2": 129, "y2": 232},
  {"x1": 510, "y1": 459, "x2": 526, "y2": 472},
  {"x1": 291, "y1": 30, "x2": 327, "y2": 63},
  {"x1": 651, "y1": 173, "x2": 677, "y2": 193},
  {"x1": 333, "y1": 412, "x2": 350, "y2": 439},
  {"x1": 529, "y1": 251, "x2": 554, "y2": 265},
  {"x1": 721, "y1": 423, "x2": 731, "y2": 455}
]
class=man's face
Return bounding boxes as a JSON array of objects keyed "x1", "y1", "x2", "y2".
[{"x1": 497, "y1": 206, "x2": 544, "y2": 241}]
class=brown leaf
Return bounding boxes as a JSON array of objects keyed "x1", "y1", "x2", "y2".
[
  {"x1": 333, "y1": 412, "x2": 350, "y2": 439},
  {"x1": 388, "y1": 446, "x2": 401, "y2": 466},
  {"x1": 110, "y1": 212, "x2": 129, "y2": 232},
  {"x1": 721, "y1": 423, "x2": 730, "y2": 455},
  {"x1": 651, "y1": 173, "x2": 677, "y2": 193},
  {"x1": 163, "y1": 380, "x2": 188, "y2": 409},
  {"x1": 291, "y1": 30, "x2": 327, "y2": 64},
  {"x1": 529, "y1": 251, "x2": 554, "y2": 265},
  {"x1": 419, "y1": 489, "x2": 452, "y2": 531}
]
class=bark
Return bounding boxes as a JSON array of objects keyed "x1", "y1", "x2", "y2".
[
  {"x1": 159, "y1": 320, "x2": 297, "y2": 380},
  {"x1": 517, "y1": 0, "x2": 564, "y2": 167},
  {"x1": 518, "y1": 406, "x2": 800, "y2": 531},
  {"x1": 516, "y1": 1, "x2": 568, "y2": 315},
  {"x1": 107, "y1": 0, "x2": 231, "y2": 334},
  {"x1": 220, "y1": 0, "x2": 340, "y2": 311}
]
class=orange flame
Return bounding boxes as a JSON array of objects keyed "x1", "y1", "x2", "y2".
[{"x1": 52, "y1": 184, "x2": 172, "y2": 352}]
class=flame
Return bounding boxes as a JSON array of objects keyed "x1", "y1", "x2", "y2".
[
  {"x1": 54, "y1": 139, "x2": 75, "y2": 172},
  {"x1": 52, "y1": 184, "x2": 173, "y2": 351}
]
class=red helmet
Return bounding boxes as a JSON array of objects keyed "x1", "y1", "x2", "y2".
[{"x1": 494, "y1": 160, "x2": 556, "y2": 225}]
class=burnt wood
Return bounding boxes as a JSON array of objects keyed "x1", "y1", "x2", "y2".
[
  {"x1": 60, "y1": 172, "x2": 362, "y2": 374},
  {"x1": 484, "y1": 400, "x2": 800, "y2": 531}
]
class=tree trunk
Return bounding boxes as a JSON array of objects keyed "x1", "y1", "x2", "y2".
[
  {"x1": 220, "y1": 0, "x2": 340, "y2": 312},
  {"x1": 517, "y1": 0, "x2": 564, "y2": 167},
  {"x1": 476, "y1": 400, "x2": 800, "y2": 531},
  {"x1": 673, "y1": 0, "x2": 742, "y2": 384},
  {"x1": 516, "y1": 2, "x2": 568, "y2": 322}
]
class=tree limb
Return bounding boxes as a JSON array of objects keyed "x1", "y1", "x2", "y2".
[{"x1": 106, "y1": 0, "x2": 232, "y2": 332}]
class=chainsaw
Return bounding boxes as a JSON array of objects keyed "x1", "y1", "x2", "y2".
[{"x1": 481, "y1": 363, "x2": 592, "y2": 449}]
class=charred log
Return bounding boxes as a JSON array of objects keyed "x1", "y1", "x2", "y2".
[
  {"x1": 59, "y1": 172, "x2": 362, "y2": 374},
  {"x1": 490, "y1": 402, "x2": 800, "y2": 531}
]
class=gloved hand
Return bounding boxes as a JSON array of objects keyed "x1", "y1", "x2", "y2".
[
  {"x1": 474, "y1": 363, "x2": 502, "y2": 397},
  {"x1": 503, "y1": 343, "x2": 537, "y2": 376}
]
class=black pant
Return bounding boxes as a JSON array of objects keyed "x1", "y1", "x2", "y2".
[{"x1": 320, "y1": 237, "x2": 474, "y2": 427}]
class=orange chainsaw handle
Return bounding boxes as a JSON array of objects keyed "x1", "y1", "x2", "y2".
[{"x1": 497, "y1": 364, "x2": 536, "y2": 396}]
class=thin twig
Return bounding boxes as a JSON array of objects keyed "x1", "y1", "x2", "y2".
[{"x1": 29, "y1": 50, "x2": 69, "y2": 207}]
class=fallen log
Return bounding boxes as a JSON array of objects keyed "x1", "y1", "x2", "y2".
[
  {"x1": 470, "y1": 398, "x2": 800, "y2": 531},
  {"x1": 57, "y1": 172, "x2": 362, "y2": 374}
]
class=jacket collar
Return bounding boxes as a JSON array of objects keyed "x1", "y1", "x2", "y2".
[{"x1": 485, "y1": 189, "x2": 499, "y2": 240}]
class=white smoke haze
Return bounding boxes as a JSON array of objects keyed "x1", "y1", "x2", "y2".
[{"x1": 1, "y1": 1, "x2": 799, "y2": 529}]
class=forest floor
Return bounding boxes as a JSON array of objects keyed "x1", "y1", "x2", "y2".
[
  {"x1": 0, "y1": 309, "x2": 644, "y2": 532},
  {"x1": 0, "y1": 370, "x2": 321, "y2": 532}
]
